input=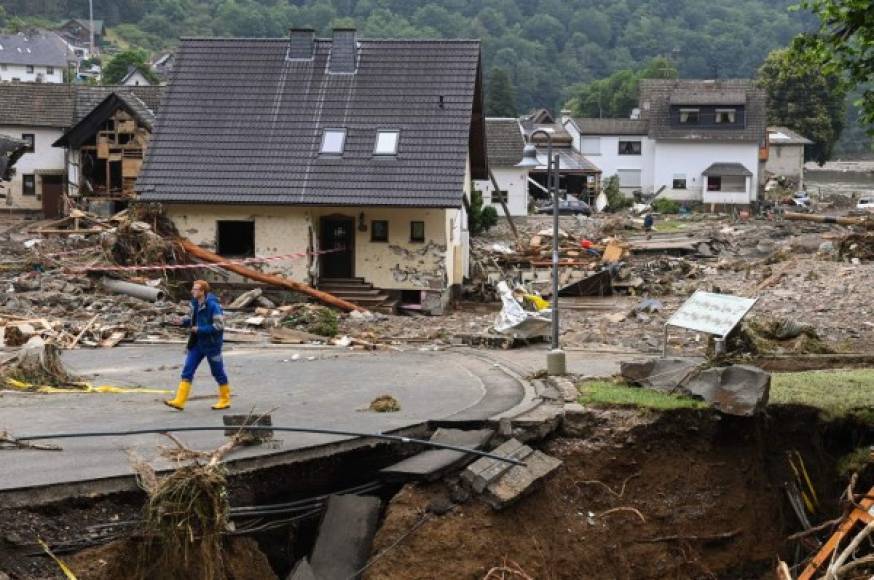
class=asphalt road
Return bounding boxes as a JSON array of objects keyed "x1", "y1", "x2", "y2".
[{"x1": 0, "y1": 345, "x2": 525, "y2": 495}]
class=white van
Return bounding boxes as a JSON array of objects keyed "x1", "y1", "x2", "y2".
[{"x1": 857, "y1": 197, "x2": 874, "y2": 211}]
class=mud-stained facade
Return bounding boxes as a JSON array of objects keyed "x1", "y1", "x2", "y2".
[{"x1": 167, "y1": 205, "x2": 465, "y2": 293}]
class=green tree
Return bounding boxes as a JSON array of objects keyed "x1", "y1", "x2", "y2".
[
  {"x1": 758, "y1": 47, "x2": 847, "y2": 164},
  {"x1": 102, "y1": 49, "x2": 159, "y2": 85},
  {"x1": 796, "y1": 0, "x2": 874, "y2": 130},
  {"x1": 485, "y1": 67, "x2": 517, "y2": 117},
  {"x1": 468, "y1": 189, "x2": 498, "y2": 236},
  {"x1": 565, "y1": 57, "x2": 677, "y2": 118}
]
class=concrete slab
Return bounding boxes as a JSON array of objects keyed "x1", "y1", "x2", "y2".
[
  {"x1": 309, "y1": 494, "x2": 382, "y2": 580},
  {"x1": 0, "y1": 345, "x2": 525, "y2": 502},
  {"x1": 483, "y1": 449, "x2": 562, "y2": 510},
  {"x1": 462, "y1": 438, "x2": 532, "y2": 494},
  {"x1": 379, "y1": 428, "x2": 494, "y2": 482},
  {"x1": 287, "y1": 558, "x2": 316, "y2": 580}
]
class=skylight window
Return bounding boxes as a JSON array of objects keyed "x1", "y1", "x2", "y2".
[
  {"x1": 374, "y1": 130, "x2": 399, "y2": 156},
  {"x1": 320, "y1": 129, "x2": 346, "y2": 155}
]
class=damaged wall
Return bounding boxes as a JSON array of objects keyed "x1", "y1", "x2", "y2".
[{"x1": 165, "y1": 205, "x2": 458, "y2": 291}]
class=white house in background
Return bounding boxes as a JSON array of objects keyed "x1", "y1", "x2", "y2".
[
  {"x1": 119, "y1": 67, "x2": 154, "y2": 87},
  {"x1": 766, "y1": 126, "x2": 812, "y2": 188},
  {"x1": 0, "y1": 84, "x2": 72, "y2": 216},
  {"x1": 0, "y1": 32, "x2": 72, "y2": 83},
  {"x1": 475, "y1": 118, "x2": 528, "y2": 216},
  {"x1": 562, "y1": 116, "x2": 654, "y2": 197},
  {"x1": 566, "y1": 80, "x2": 768, "y2": 207}
]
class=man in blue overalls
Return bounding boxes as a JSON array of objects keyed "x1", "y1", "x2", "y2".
[{"x1": 164, "y1": 280, "x2": 231, "y2": 411}]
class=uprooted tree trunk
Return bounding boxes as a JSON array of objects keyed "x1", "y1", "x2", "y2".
[
  {"x1": 0, "y1": 337, "x2": 79, "y2": 388},
  {"x1": 133, "y1": 435, "x2": 243, "y2": 580}
]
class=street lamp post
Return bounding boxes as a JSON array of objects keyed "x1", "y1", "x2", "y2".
[{"x1": 517, "y1": 130, "x2": 566, "y2": 375}]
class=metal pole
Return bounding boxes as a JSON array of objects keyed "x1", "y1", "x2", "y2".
[
  {"x1": 551, "y1": 148, "x2": 560, "y2": 350},
  {"x1": 89, "y1": 0, "x2": 95, "y2": 56}
]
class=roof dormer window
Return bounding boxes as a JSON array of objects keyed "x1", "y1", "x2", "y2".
[
  {"x1": 715, "y1": 108, "x2": 736, "y2": 124},
  {"x1": 679, "y1": 108, "x2": 699, "y2": 124},
  {"x1": 320, "y1": 128, "x2": 346, "y2": 155},
  {"x1": 374, "y1": 130, "x2": 399, "y2": 156}
]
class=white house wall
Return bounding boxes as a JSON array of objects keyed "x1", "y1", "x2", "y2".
[
  {"x1": 0, "y1": 64, "x2": 64, "y2": 83},
  {"x1": 652, "y1": 141, "x2": 760, "y2": 203},
  {"x1": 475, "y1": 166, "x2": 528, "y2": 215},
  {"x1": 582, "y1": 135, "x2": 655, "y2": 195},
  {"x1": 1, "y1": 125, "x2": 65, "y2": 210}
]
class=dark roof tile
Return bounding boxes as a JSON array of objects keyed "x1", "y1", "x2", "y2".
[
  {"x1": 484, "y1": 118, "x2": 523, "y2": 167},
  {"x1": 572, "y1": 117, "x2": 649, "y2": 136},
  {"x1": 640, "y1": 79, "x2": 767, "y2": 143},
  {"x1": 137, "y1": 37, "x2": 484, "y2": 207}
]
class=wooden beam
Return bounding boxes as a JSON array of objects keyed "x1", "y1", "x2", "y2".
[{"x1": 177, "y1": 237, "x2": 365, "y2": 313}]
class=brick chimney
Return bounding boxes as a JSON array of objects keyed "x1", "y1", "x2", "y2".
[
  {"x1": 329, "y1": 28, "x2": 357, "y2": 74},
  {"x1": 289, "y1": 28, "x2": 314, "y2": 60}
]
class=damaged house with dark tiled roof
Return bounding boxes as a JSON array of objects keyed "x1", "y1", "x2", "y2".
[
  {"x1": 136, "y1": 28, "x2": 487, "y2": 314},
  {"x1": 564, "y1": 79, "x2": 768, "y2": 207},
  {"x1": 0, "y1": 83, "x2": 162, "y2": 217}
]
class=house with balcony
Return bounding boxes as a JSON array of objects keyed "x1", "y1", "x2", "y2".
[{"x1": 564, "y1": 79, "x2": 768, "y2": 207}]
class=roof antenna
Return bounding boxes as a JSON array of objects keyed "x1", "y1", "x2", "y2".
[{"x1": 438, "y1": 95, "x2": 445, "y2": 109}]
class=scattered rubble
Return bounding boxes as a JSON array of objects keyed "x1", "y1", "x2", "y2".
[{"x1": 621, "y1": 357, "x2": 770, "y2": 416}]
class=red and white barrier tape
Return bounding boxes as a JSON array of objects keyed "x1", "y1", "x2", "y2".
[{"x1": 64, "y1": 248, "x2": 344, "y2": 274}]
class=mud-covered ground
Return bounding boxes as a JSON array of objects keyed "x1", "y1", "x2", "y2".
[{"x1": 364, "y1": 406, "x2": 869, "y2": 580}]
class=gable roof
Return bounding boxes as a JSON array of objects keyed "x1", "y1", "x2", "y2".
[
  {"x1": 54, "y1": 90, "x2": 160, "y2": 148},
  {"x1": 0, "y1": 31, "x2": 73, "y2": 67},
  {"x1": 768, "y1": 126, "x2": 813, "y2": 146},
  {"x1": 120, "y1": 68, "x2": 150, "y2": 85},
  {"x1": 0, "y1": 84, "x2": 163, "y2": 129},
  {"x1": 572, "y1": 117, "x2": 649, "y2": 136},
  {"x1": 137, "y1": 34, "x2": 486, "y2": 208},
  {"x1": 485, "y1": 118, "x2": 524, "y2": 167},
  {"x1": 60, "y1": 19, "x2": 104, "y2": 35},
  {"x1": 639, "y1": 79, "x2": 767, "y2": 143}
]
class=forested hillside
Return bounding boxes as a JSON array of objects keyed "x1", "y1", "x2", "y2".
[{"x1": 2, "y1": 0, "x2": 812, "y2": 112}]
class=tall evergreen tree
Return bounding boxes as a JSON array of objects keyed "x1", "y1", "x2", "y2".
[{"x1": 485, "y1": 67, "x2": 517, "y2": 117}]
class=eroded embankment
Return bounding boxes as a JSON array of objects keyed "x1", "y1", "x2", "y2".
[{"x1": 364, "y1": 406, "x2": 871, "y2": 580}]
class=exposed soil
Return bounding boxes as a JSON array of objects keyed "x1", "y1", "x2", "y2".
[
  {"x1": 65, "y1": 536, "x2": 277, "y2": 580},
  {"x1": 364, "y1": 406, "x2": 869, "y2": 580}
]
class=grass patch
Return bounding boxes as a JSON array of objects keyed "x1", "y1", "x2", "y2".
[
  {"x1": 771, "y1": 369, "x2": 874, "y2": 421},
  {"x1": 653, "y1": 219, "x2": 686, "y2": 233},
  {"x1": 578, "y1": 379, "x2": 707, "y2": 411}
]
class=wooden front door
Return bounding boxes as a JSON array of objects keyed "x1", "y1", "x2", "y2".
[
  {"x1": 320, "y1": 216, "x2": 354, "y2": 279},
  {"x1": 41, "y1": 175, "x2": 64, "y2": 219}
]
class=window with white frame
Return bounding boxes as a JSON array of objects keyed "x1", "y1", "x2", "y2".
[
  {"x1": 319, "y1": 128, "x2": 346, "y2": 154},
  {"x1": 618, "y1": 140, "x2": 642, "y2": 155},
  {"x1": 374, "y1": 130, "x2": 399, "y2": 155},
  {"x1": 679, "y1": 108, "x2": 700, "y2": 124},
  {"x1": 26, "y1": 65, "x2": 34, "y2": 74},
  {"x1": 672, "y1": 174, "x2": 687, "y2": 189},
  {"x1": 580, "y1": 136, "x2": 601, "y2": 155},
  {"x1": 715, "y1": 108, "x2": 736, "y2": 124},
  {"x1": 616, "y1": 169, "x2": 642, "y2": 189}
]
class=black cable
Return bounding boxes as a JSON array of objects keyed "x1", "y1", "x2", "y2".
[{"x1": 13, "y1": 425, "x2": 525, "y2": 465}]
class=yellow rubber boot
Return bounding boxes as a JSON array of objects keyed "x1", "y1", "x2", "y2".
[
  {"x1": 212, "y1": 384, "x2": 231, "y2": 410},
  {"x1": 164, "y1": 380, "x2": 191, "y2": 410}
]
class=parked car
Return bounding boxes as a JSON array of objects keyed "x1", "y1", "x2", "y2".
[
  {"x1": 536, "y1": 195, "x2": 592, "y2": 216},
  {"x1": 857, "y1": 197, "x2": 874, "y2": 211},
  {"x1": 791, "y1": 191, "x2": 811, "y2": 206}
]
